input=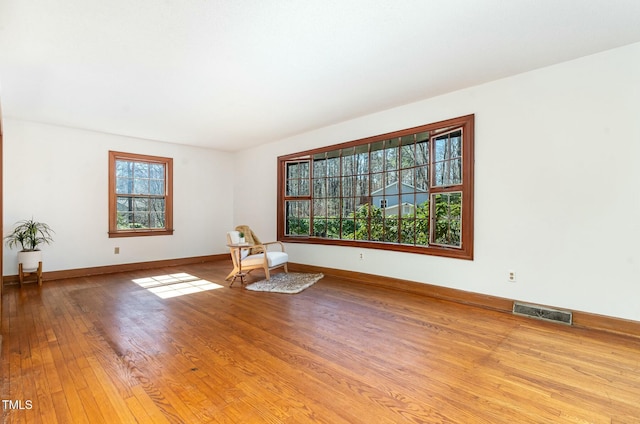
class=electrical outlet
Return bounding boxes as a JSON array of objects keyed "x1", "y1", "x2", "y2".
[
  {"x1": 114, "y1": 247, "x2": 120, "y2": 254},
  {"x1": 508, "y1": 270, "x2": 516, "y2": 282},
  {"x1": 359, "y1": 252, "x2": 364, "y2": 260}
]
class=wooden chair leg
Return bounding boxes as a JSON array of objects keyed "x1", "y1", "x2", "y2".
[{"x1": 225, "y1": 267, "x2": 239, "y2": 281}]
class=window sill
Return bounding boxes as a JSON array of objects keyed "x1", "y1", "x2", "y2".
[{"x1": 108, "y1": 229, "x2": 175, "y2": 238}]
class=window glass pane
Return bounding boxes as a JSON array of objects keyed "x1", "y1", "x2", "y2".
[
  {"x1": 371, "y1": 173, "x2": 384, "y2": 193},
  {"x1": 287, "y1": 180, "x2": 298, "y2": 196},
  {"x1": 149, "y1": 164, "x2": 164, "y2": 179},
  {"x1": 401, "y1": 143, "x2": 415, "y2": 169},
  {"x1": 401, "y1": 134, "x2": 416, "y2": 146},
  {"x1": 342, "y1": 148, "x2": 355, "y2": 176},
  {"x1": 433, "y1": 158, "x2": 462, "y2": 186},
  {"x1": 313, "y1": 199, "x2": 326, "y2": 217},
  {"x1": 342, "y1": 218, "x2": 355, "y2": 239},
  {"x1": 355, "y1": 202, "x2": 373, "y2": 218},
  {"x1": 369, "y1": 210, "x2": 384, "y2": 241},
  {"x1": 327, "y1": 199, "x2": 340, "y2": 239},
  {"x1": 416, "y1": 141, "x2": 429, "y2": 166},
  {"x1": 401, "y1": 168, "x2": 415, "y2": 188},
  {"x1": 342, "y1": 176, "x2": 355, "y2": 197},
  {"x1": 117, "y1": 196, "x2": 132, "y2": 211},
  {"x1": 116, "y1": 160, "x2": 166, "y2": 195},
  {"x1": 134, "y1": 162, "x2": 149, "y2": 178},
  {"x1": 133, "y1": 212, "x2": 150, "y2": 228},
  {"x1": 416, "y1": 131, "x2": 430, "y2": 143},
  {"x1": 285, "y1": 200, "x2": 310, "y2": 236},
  {"x1": 432, "y1": 130, "x2": 463, "y2": 187},
  {"x1": 313, "y1": 219, "x2": 327, "y2": 237},
  {"x1": 326, "y1": 156, "x2": 340, "y2": 177},
  {"x1": 134, "y1": 198, "x2": 149, "y2": 211},
  {"x1": 287, "y1": 162, "x2": 299, "y2": 179},
  {"x1": 373, "y1": 196, "x2": 386, "y2": 209},
  {"x1": 370, "y1": 141, "x2": 384, "y2": 173},
  {"x1": 300, "y1": 161, "x2": 310, "y2": 179},
  {"x1": 355, "y1": 174, "x2": 369, "y2": 197},
  {"x1": 431, "y1": 192, "x2": 462, "y2": 247},
  {"x1": 286, "y1": 161, "x2": 310, "y2": 196},
  {"x1": 134, "y1": 178, "x2": 149, "y2": 194},
  {"x1": 150, "y1": 179, "x2": 165, "y2": 195},
  {"x1": 313, "y1": 158, "x2": 326, "y2": 178},
  {"x1": 299, "y1": 179, "x2": 309, "y2": 196},
  {"x1": 355, "y1": 219, "x2": 368, "y2": 240},
  {"x1": 341, "y1": 198, "x2": 355, "y2": 217},
  {"x1": 355, "y1": 145, "x2": 369, "y2": 174},
  {"x1": 400, "y1": 218, "x2": 416, "y2": 245},
  {"x1": 313, "y1": 178, "x2": 326, "y2": 198},
  {"x1": 383, "y1": 217, "x2": 399, "y2": 243},
  {"x1": 415, "y1": 217, "x2": 429, "y2": 246},
  {"x1": 328, "y1": 178, "x2": 340, "y2": 197},
  {"x1": 150, "y1": 210, "x2": 165, "y2": 228},
  {"x1": 415, "y1": 165, "x2": 429, "y2": 191},
  {"x1": 385, "y1": 171, "x2": 398, "y2": 188},
  {"x1": 150, "y1": 198, "x2": 165, "y2": 212},
  {"x1": 385, "y1": 138, "x2": 400, "y2": 170},
  {"x1": 326, "y1": 217, "x2": 340, "y2": 239},
  {"x1": 327, "y1": 198, "x2": 340, "y2": 218},
  {"x1": 116, "y1": 160, "x2": 133, "y2": 178},
  {"x1": 116, "y1": 177, "x2": 132, "y2": 194},
  {"x1": 117, "y1": 212, "x2": 133, "y2": 229}
]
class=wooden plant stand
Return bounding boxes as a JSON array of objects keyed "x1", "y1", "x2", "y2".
[{"x1": 19, "y1": 261, "x2": 43, "y2": 286}]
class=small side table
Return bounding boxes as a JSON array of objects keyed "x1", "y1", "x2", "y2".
[
  {"x1": 19, "y1": 261, "x2": 43, "y2": 286},
  {"x1": 227, "y1": 243, "x2": 250, "y2": 287}
]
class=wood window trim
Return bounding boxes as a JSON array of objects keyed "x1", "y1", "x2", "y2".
[
  {"x1": 108, "y1": 151, "x2": 174, "y2": 238},
  {"x1": 277, "y1": 114, "x2": 474, "y2": 260}
]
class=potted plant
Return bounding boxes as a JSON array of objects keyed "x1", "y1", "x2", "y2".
[
  {"x1": 4, "y1": 218, "x2": 55, "y2": 271},
  {"x1": 238, "y1": 231, "x2": 246, "y2": 243}
]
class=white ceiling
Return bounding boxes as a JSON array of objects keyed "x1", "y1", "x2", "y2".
[{"x1": 1, "y1": 1, "x2": 640, "y2": 152}]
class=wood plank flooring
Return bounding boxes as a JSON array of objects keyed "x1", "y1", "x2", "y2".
[{"x1": 2, "y1": 260, "x2": 640, "y2": 423}]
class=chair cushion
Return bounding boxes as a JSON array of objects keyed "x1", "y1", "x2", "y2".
[{"x1": 242, "y1": 251, "x2": 288, "y2": 268}]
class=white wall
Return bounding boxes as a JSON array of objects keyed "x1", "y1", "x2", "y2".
[
  {"x1": 3, "y1": 120, "x2": 234, "y2": 274},
  {"x1": 3, "y1": 43, "x2": 638, "y2": 322},
  {"x1": 234, "y1": 42, "x2": 640, "y2": 321}
]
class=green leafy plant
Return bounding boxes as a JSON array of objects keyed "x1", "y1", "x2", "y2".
[
  {"x1": 4, "y1": 218, "x2": 55, "y2": 252},
  {"x1": 238, "y1": 231, "x2": 245, "y2": 238}
]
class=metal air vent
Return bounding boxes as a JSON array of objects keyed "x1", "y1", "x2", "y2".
[{"x1": 513, "y1": 302, "x2": 572, "y2": 325}]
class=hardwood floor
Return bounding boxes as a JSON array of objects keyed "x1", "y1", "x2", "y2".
[{"x1": 2, "y1": 260, "x2": 640, "y2": 423}]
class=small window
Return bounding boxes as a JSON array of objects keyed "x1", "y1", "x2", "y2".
[{"x1": 108, "y1": 151, "x2": 174, "y2": 237}]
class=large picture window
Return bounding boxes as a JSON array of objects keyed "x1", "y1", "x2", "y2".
[
  {"x1": 108, "y1": 151, "x2": 174, "y2": 238},
  {"x1": 277, "y1": 114, "x2": 474, "y2": 259}
]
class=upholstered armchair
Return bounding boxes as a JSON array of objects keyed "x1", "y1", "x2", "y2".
[{"x1": 225, "y1": 227, "x2": 288, "y2": 285}]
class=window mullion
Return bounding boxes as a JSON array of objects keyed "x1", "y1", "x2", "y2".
[{"x1": 396, "y1": 139, "x2": 402, "y2": 244}]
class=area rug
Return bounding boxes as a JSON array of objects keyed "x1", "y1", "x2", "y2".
[{"x1": 245, "y1": 272, "x2": 323, "y2": 294}]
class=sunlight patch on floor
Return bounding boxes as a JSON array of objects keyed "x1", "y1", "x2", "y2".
[{"x1": 132, "y1": 272, "x2": 224, "y2": 298}]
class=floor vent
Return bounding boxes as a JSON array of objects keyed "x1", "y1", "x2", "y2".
[{"x1": 513, "y1": 302, "x2": 573, "y2": 325}]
